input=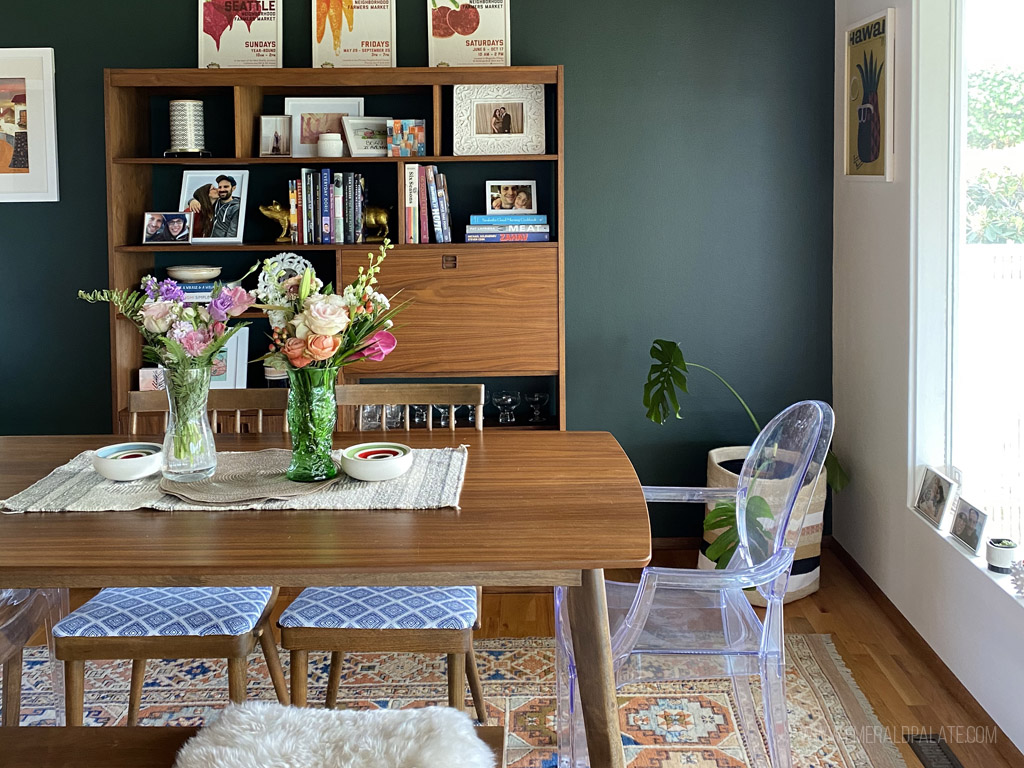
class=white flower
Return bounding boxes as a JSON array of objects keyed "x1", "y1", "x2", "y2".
[{"x1": 303, "y1": 293, "x2": 350, "y2": 336}]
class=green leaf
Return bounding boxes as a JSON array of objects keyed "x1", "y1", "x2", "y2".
[
  {"x1": 643, "y1": 339, "x2": 688, "y2": 424},
  {"x1": 825, "y1": 449, "x2": 850, "y2": 493},
  {"x1": 744, "y1": 495, "x2": 773, "y2": 521},
  {"x1": 705, "y1": 528, "x2": 738, "y2": 564}
]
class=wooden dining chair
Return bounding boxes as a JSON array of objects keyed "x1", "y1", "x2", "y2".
[
  {"x1": 128, "y1": 389, "x2": 289, "y2": 434},
  {"x1": 280, "y1": 382, "x2": 488, "y2": 722}
]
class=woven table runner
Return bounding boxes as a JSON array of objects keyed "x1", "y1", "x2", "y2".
[{"x1": 0, "y1": 447, "x2": 468, "y2": 514}]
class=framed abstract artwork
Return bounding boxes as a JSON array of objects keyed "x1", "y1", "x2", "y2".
[{"x1": 0, "y1": 48, "x2": 59, "y2": 202}]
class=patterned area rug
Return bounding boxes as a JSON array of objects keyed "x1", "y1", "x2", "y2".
[{"x1": 3, "y1": 635, "x2": 904, "y2": 768}]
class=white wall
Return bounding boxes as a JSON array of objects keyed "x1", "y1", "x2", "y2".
[{"x1": 833, "y1": 0, "x2": 1024, "y2": 750}]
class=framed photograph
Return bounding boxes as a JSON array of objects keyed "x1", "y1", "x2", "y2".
[
  {"x1": 844, "y1": 9, "x2": 894, "y2": 181},
  {"x1": 177, "y1": 170, "x2": 249, "y2": 245},
  {"x1": 284, "y1": 97, "x2": 364, "y2": 158},
  {"x1": 914, "y1": 466, "x2": 958, "y2": 529},
  {"x1": 342, "y1": 116, "x2": 391, "y2": 157},
  {"x1": 453, "y1": 84, "x2": 545, "y2": 156},
  {"x1": 138, "y1": 367, "x2": 166, "y2": 392},
  {"x1": 486, "y1": 180, "x2": 537, "y2": 214},
  {"x1": 211, "y1": 327, "x2": 249, "y2": 390},
  {"x1": 428, "y1": 0, "x2": 509, "y2": 67},
  {"x1": 949, "y1": 499, "x2": 988, "y2": 555},
  {"x1": 313, "y1": 0, "x2": 395, "y2": 68},
  {"x1": 199, "y1": 0, "x2": 282, "y2": 68},
  {"x1": 0, "y1": 48, "x2": 59, "y2": 203},
  {"x1": 259, "y1": 116, "x2": 291, "y2": 157},
  {"x1": 143, "y1": 212, "x2": 193, "y2": 244}
]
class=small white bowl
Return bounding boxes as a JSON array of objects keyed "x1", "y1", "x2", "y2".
[
  {"x1": 92, "y1": 442, "x2": 163, "y2": 482},
  {"x1": 340, "y1": 442, "x2": 413, "y2": 482},
  {"x1": 167, "y1": 265, "x2": 222, "y2": 281}
]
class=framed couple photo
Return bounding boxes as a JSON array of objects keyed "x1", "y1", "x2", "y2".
[
  {"x1": 486, "y1": 180, "x2": 537, "y2": 214},
  {"x1": 177, "y1": 170, "x2": 249, "y2": 244},
  {"x1": 913, "y1": 466, "x2": 958, "y2": 529},
  {"x1": 143, "y1": 212, "x2": 193, "y2": 244}
]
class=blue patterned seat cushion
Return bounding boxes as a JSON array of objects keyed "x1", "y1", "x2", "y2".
[
  {"x1": 279, "y1": 586, "x2": 478, "y2": 630},
  {"x1": 53, "y1": 587, "x2": 274, "y2": 638}
]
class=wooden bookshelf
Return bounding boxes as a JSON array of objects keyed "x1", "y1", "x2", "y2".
[{"x1": 103, "y1": 67, "x2": 565, "y2": 432}]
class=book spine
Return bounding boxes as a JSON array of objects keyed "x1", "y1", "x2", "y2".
[
  {"x1": 436, "y1": 171, "x2": 451, "y2": 244},
  {"x1": 333, "y1": 173, "x2": 344, "y2": 244},
  {"x1": 405, "y1": 164, "x2": 419, "y2": 244},
  {"x1": 465, "y1": 224, "x2": 551, "y2": 233},
  {"x1": 418, "y1": 164, "x2": 429, "y2": 243},
  {"x1": 288, "y1": 180, "x2": 298, "y2": 244},
  {"x1": 321, "y1": 168, "x2": 332, "y2": 244},
  {"x1": 176, "y1": 281, "x2": 215, "y2": 290},
  {"x1": 295, "y1": 177, "x2": 304, "y2": 245},
  {"x1": 469, "y1": 214, "x2": 548, "y2": 225},
  {"x1": 354, "y1": 174, "x2": 364, "y2": 244},
  {"x1": 345, "y1": 172, "x2": 355, "y2": 244},
  {"x1": 425, "y1": 166, "x2": 443, "y2": 243},
  {"x1": 465, "y1": 232, "x2": 551, "y2": 242},
  {"x1": 302, "y1": 169, "x2": 315, "y2": 244}
]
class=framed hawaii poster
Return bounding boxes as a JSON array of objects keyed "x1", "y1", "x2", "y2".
[
  {"x1": 428, "y1": 0, "x2": 509, "y2": 67},
  {"x1": 0, "y1": 48, "x2": 59, "y2": 203},
  {"x1": 199, "y1": 0, "x2": 282, "y2": 68},
  {"x1": 313, "y1": 0, "x2": 395, "y2": 68},
  {"x1": 844, "y1": 8, "x2": 894, "y2": 181}
]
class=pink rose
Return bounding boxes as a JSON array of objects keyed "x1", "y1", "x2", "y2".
[
  {"x1": 282, "y1": 337, "x2": 312, "y2": 368},
  {"x1": 350, "y1": 330, "x2": 397, "y2": 362},
  {"x1": 181, "y1": 329, "x2": 213, "y2": 357},
  {"x1": 139, "y1": 301, "x2": 175, "y2": 334},
  {"x1": 211, "y1": 321, "x2": 226, "y2": 337},
  {"x1": 306, "y1": 333, "x2": 341, "y2": 361}
]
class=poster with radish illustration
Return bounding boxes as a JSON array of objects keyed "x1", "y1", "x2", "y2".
[
  {"x1": 844, "y1": 8, "x2": 894, "y2": 180},
  {"x1": 428, "y1": 0, "x2": 509, "y2": 67},
  {"x1": 313, "y1": 0, "x2": 395, "y2": 68},
  {"x1": 199, "y1": 0, "x2": 282, "y2": 68}
]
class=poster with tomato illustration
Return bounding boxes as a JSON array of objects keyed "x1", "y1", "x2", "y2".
[
  {"x1": 313, "y1": 0, "x2": 395, "y2": 68},
  {"x1": 199, "y1": 0, "x2": 282, "y2": 69},
  {"x1": 844, "y1": 8, "x2": 894, "y2": 180},
  {"x1": 428, "y1": 0, "x2": 509, "y2": 67}
]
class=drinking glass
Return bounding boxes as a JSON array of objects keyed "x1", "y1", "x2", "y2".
[
  {"x1": 493, "y1": 390, "x2": 521, "y2": 424},
  {"x1": 525, "y1": 392, "x2": 550, "y2": 423},
  {"x1": 412, "y1": 405, "x2": 428, "y2": 427},
  {"x1": 359, "y1": 404, "x2": 382, "y2": 430},
  {"x1": 385, "y1": 404, "x2": 404, "y2": 429}
]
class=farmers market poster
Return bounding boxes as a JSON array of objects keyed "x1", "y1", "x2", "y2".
[
  {"x1": 313, "y1": 0, "x2": 395, "y2": 68},
  {"x1": 199, "y1": 0, "x2": 282, "y2": 68},
  {"x1": 428, "y1": 0, "x2": 510, "y2": 67},
  {"x1": 845, "y1": 9, "x2": 893, "y2": 179}
]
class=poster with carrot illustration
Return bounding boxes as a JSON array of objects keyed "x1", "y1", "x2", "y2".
[
  {"x1": 198, "y1": 0, "x2": 281, "y2": 69},
  {"x1": 428, "y1": 0, "x2": 509, "y2": 67},
  {"x1": 845, "y1": 8, "x2": 894, "y2": 180},
  {"x1": 313, "y1": 0, "x2": 395, "y2": 68}
]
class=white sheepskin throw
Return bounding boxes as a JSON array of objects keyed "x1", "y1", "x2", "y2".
[{"x1": 173, "y1": 702, "x2": 496, "y2": 768}]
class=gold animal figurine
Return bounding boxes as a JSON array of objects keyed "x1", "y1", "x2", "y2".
[
  {"x1": 363, "y1": 205, "x2": 391, "y2": 242},
  {"x1": 259, "y1": 200, "x2": 292, "y2": 243}
]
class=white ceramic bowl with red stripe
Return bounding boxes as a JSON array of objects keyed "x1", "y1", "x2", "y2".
[
  {"x1": 340, "y1": 442, "x2": 413, "y2": 482},
  {"x1": 92, "y1": 442, "x2": 163, "y2": 482}
]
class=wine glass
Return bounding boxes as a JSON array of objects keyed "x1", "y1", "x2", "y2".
[
  {"x1": 412, "y1": 405, "x2": 428, "y2": 427},
  {"x1": 432, "y1": 404, "x2": 451, "y2": 428},
  {"x1": 524, "y1": 392, "x2": 549, "y2": 423},
  {"x1": 493, "y1": 390, "x2": 521, "y2": 424}
]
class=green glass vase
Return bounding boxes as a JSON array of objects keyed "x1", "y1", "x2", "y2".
[{"x1": 286, "y1": 365, "x2": 339, "y2": 482}]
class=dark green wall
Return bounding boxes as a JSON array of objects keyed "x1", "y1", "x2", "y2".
[{"x1": 0, "y1": 1, "x2": 834, "y2": 538}]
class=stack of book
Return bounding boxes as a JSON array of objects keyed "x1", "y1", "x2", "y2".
[
  {"x1": 288, "y1": 169, "x2": 367, "y2": 245},
  {"x1": 465, "y1": 214, "x2": 550, "y2": 243},
  {"x1": 179, "y1": 282, "x2": 215, "y2": 302},
  {"x1": 403, "y1": 163, "x2": 452, "y2": 244}
]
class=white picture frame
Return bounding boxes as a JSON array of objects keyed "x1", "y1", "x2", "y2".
[
  {"x1": 453, "y1": 84, "x2": 545, "y2": 156},
  {"x1": 342, "y1": 115, "x2": 392, "y2": 157},
  {"x1": 259, "y1": 116, "x2": 291, "y2": 157},
  {"x1": 211, "y1": 327, "x2": 249, "y2": 390},
  {"x1": 284, "y1": 97, "x2": 364, "y2": 158},
  {"x1": 949, "y1": 498, "x2": 988, "y2": 555},
  {"x1": 485, "y1": 180, "x2": 537, "y2": 214},
  {"x1": 427, "y1": 0, "x2": 509, "y2": 67},
  {"x1": 843, "y1": 8, "x2": 895, "y2": 181},
  {"x1": 178, "y1": 170, "x2": 249, "y2": 245},
  {"x1": 143, "y1": 212, "x2": 193, "y2": 244},
  {"x1": 0, "y1": 48, "x2": 59, "y2": 203},
  {"x1": 913, "y1": 466, "x2": 958, "y2": 529},
  {"x1": 312, "y1": 0, "x2": 396, "y2": 68}
]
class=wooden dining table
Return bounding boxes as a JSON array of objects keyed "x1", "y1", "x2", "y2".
[{"x1": 0, "y1": 430, "x2": 650, "y2": 768}]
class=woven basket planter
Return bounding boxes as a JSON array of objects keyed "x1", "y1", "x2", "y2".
[{"x1": 698, "y1": 446, "x2": 826, "y2": 605}]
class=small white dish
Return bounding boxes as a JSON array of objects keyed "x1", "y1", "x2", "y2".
[
  {"x1": 93, "y1": 442, "x2": 163, "y2": 482},
  {"x1": 340, "y1": 442, "x2": 413, "y2": 482},
  {"x1": 167, "y1": 265, "x2": 222, "y2": 281}
]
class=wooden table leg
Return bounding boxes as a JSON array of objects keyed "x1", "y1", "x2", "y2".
[{"x1": 566, "y1": 568, "x2": 624, "y2": 768}]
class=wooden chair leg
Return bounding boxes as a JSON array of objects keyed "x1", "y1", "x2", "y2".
[
  {"x1": 65, "y1": 659, "x2": 84, "y2": 726},
  {"x1": 227, "y1": 658, "x2": 247, "y2": 704},
  {"x1": 258, "y1": 630, "x2": 289, "y2": 705},
  {"x1": 127, "y1": 659, "x2": 146, "y2": 726},
  {"x1": 447, "y1": 653, "x2": 466, "y2": 711},
  {"x1": 290, "y1": 650, "x2": 308, "y2": 707},
  {"x1": 326, "y1": 651, "x2": 343, "y2": 710},
  {"x1": 465, "y1": 646, "x2": 487, "y2": 724},
  {"x1": 2, "y1": 650, "x2": 23, "y2": 726}
]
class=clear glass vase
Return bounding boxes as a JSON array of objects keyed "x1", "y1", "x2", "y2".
[
  {"x1": 162, "y1": 366, "x2": 217, "y2": 482},
  {"x1": 286, "y1": 365, "x2": 339, "y2": 482}
]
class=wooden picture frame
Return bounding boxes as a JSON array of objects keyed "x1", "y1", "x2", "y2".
[
  {"x1": 914, "y1": 466, "x2": 958, "y2": 529},
  {"x1": 0, "y1": 48, "x2": 59, "y2": 202},
  {"x1": 341, "y1": 115, "x2": 392, "y2": 157},
  {"x1": 844, "y1": 8, "x2": 895, "y2": 181},
  {"x1": 453, "y1": 84, "x2": 545, "y2": 156}
]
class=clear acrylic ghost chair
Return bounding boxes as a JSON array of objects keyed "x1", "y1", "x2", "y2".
[
  {"x1": 1, "y1": 588, "x2": 69, "y2": 726},
  {"x1": 555, "y1": 400, "x2": 834, "y2": 768}
]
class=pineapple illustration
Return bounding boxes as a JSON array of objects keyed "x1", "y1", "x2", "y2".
[{"x1": 856, "y1": 51, "x2": 883, "y2": 164}]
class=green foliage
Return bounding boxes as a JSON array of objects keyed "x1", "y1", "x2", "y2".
[
  {"x1": 965, "y1": 168, "x2": 1024, "y2": 244},
  {"x1": 703, "y1": 496, "x2": 773, "y2": 569},
  {"x1": 968, "y1": 69, "x2": 1024, "y2": 150}
]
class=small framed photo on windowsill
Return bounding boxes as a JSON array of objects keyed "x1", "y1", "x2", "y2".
[
  {"x1": 913, "y1": 466, "x2": 958, "y2": 529},
  {"x1": 949, "y1": 498, "x2": 988, "y2": 554},
  {"x1": 259, "y1": 116, "x2": 291, "y2": 157}
]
